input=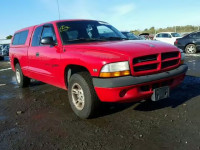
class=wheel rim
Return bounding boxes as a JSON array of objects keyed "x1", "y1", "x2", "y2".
[
  {"x1": 16, "y1": 69, "x2": 21, "y2": 83},
  {"x1": 71, "y1": 83, "x2": 85, "y2": 110},
  {"x1": 186, "y1": 45, "x2": 195, "y2": 53}
]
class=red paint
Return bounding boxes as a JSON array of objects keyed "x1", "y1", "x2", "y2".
[
  {"x1": 10, "y1": 20, "x2": 186, "y2": 102},
  {"x1": 95, "y1": 74, "x2": 185, "y2": 102}
]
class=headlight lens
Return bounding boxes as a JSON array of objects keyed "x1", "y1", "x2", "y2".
[{"x1": 100, "y1": 61, "x2": 130, "y2": 77}]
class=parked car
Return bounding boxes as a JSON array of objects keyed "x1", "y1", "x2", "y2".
[
  {"x1": 121, "y1": 32, "x2": 140, "y2": 40},
  {"x1": 139, "y1": 33, "x2": 154, "y2": 40},
  {"x1": 0, "y1": 39, "x2": 11, "y2": 59},
  {"x1": 154, "y1": 32, "x2": 181, "y2": 45},
  {"x1": 180, "y1": 32, "x2": 190, "y2": 37},
  {"x1": 174, "y1": 31, "x2": 200, "y2": 54},
  {"x1": 139, "y1": 33, "x2": 149, "y2": 40},
  {"x1": 0, "y1": 44, "x2": 9, "y2": 56},
  {"x1": 10, "y1": 19, "x2": 187, "y2": 119}
]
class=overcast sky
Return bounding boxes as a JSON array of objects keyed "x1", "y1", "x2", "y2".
[{"x1": 0, "y1": 0, "x2": 200, "y2": 39}]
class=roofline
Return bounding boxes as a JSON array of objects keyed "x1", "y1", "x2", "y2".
[{"x1": 14, "y1": 19, "x2": 103, "y2": 34}]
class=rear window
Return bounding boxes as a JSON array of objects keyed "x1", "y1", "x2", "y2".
[
  {"x1": 12, "y1": 30, "x2": 29, "y2": 45},
  {"x1": 171, "y1": 33, "x2": 181, "y2": 37},
  {"x1": 189, "y1": 32, "x2": 200, "y2": 38},
  {"x1": 156, "y1": 33, "x2": 172, "y2": 38}
]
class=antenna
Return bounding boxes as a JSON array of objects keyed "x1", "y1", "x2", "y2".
[{"x1": 56, "y1": 0, "x2": 61, "y2": 20}]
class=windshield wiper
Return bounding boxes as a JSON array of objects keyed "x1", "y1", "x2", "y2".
[
  {"x1": 67, "y1": 37, "x2": 128, "y2": 43},
  {"x1": 67, "y1": 38, "x2": 104, "y2": 42},
  {"x1": 101, "y1": 37, "x2": 128, "y2": 41}
]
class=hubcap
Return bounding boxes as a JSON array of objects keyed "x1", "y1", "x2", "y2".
[
  {"x1": 71, "y1": 83, "x2": 85, "y2": 110},
  {"x1": 16, "y1": 69, "x2": 21, "y2": 83},
  {"x1": 187, "y1": 45, "x2": 195, "y2": 53}
]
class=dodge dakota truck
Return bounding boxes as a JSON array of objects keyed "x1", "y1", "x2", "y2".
[{"x1": 9, "y1": 20, "x2": 188, "y2": 118}]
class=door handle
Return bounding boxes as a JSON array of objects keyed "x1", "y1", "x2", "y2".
[{"x1": 36, "y1": 52, "x2": 39, "y2": 57}]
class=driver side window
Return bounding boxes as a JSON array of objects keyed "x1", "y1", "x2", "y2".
[{"x1": 41, "y1": 26, "x2": 56, "y2": 42}]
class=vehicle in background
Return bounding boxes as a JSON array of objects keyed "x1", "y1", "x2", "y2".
[
  {"x1": 139, "y1": 33, "x2": 154, "y2": 40},
  {"x1": 139, "y1": 33, "x2": 149, "y2": 40},
  {"x1": 180, "y1": 32, "x2": 191, "y2": 37},
  {"x1": 10, "y1": 19, "x2": 187, "y2": 119},
  {"x1": 0, "y1": 44, "x2": 10, "y2": 56},
  {"x1": 154, "y1": 32, "x2": 181, "y2": 45},
  {"x1": 138, "y1": 35, "x2": 146, "y2": 40},
  {"x1": 0, "y1": 39, "x2": 11, "y2": 59},
  {"x1": 174, "y1": 31, "x2": 200, "y2": 54},
  {"x1": 121, "y1": 32, "x2": 141, "y2": 40}
]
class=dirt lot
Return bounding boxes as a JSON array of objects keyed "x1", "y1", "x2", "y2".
[{"x1": 0, "y1": 54, "x2": 200, "y2": 150}]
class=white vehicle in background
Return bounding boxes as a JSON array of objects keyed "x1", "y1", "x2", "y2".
[{"x1": 154, "y1": 32, "x2": 181, "y2": 45}]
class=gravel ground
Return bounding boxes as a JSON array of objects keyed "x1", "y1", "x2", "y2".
[{"x1": 0, "y1": 54, "x2": 200, "y2": 150}]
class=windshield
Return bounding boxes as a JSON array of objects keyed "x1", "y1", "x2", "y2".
[
  {"x1": 57, "y1": 21, "x2": 126, "y2": 44},
  {"x1": 171, "y1": 33, "x2": 181, "y2": 37}
]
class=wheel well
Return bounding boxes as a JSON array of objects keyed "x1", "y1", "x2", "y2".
[
  {"x1": 14, "y1": 58, "x2": 19, "y2": 68},
  {"x1": 64, "y1": 65, "x2": 90, "y2": 87},
  {"x1": 184, "y1": 43, "x2": 196, "y2": 50}
]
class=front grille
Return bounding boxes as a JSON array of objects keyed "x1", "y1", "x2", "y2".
[
  {"x1": 132, "y1": 51, "x2": 180, "y2": 75},
  {"x1": 134, "y1": 64, "x2": 158, "y2": 72},
  {"x1": 133, "y1": 54, "x2": 157, "y2": 64},
  {"x1": 161, "y1": 52, "x2": 179, "y2": 60},
  {"x1": 161, "y1": 59, "x2": 179, "y2": 69}
]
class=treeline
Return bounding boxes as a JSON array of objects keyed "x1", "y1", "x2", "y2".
[{"x1": 131, "y1": 25, "x2": 200, "y2": 35}]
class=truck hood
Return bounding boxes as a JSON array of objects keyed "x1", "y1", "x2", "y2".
[{"x1": 65, "y1": 40, "x2": 179, "y2": 59}]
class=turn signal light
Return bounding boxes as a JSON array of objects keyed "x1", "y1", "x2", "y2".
[{"x1": 99, "y1": 70, "x2": 130, "y2": 78}]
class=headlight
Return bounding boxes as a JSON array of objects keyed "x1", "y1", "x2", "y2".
[
  {"x1": 179, "y1": 49, "x2": 185, "y2": 64},
  {"x1": 100, "y1": 61, "x2": 130, "y2": 77}
]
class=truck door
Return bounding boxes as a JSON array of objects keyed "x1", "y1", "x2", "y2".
[{"x1": 28, "y1": 24, "x2": 61, "y2": 85}]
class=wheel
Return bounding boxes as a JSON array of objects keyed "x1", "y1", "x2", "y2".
[
  {"x1": 15, "y1": 63, "x2": 30, "y2": 88},
  {"x1": 68, "y1": 72, "x2": 100, "y2": 119},
  {"x1": 185, "y1": 44, "x2": 196, "y2": 54}
]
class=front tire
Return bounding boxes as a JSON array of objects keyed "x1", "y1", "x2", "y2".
[
  {"x1": 185, "y1": 44, "x2": 196, "y2": 54},
  {"x1": 68, "y1": 72, "x2": 100, "y2": 119},
  {"x1": 15, "y1": 63, "x2": 30, "y2": 88}
]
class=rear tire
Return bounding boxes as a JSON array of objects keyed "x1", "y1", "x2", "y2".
[
  {"x1": 15, "y1": 63, "x2": 30, "y2": 88},
  {"x1": 68, "y1": 71, "x2": 100, "y2": 119},
  {"x1": 185, "y1": 44, "x2": 196, "y2": 54}
]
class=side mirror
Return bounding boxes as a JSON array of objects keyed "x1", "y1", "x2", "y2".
[{"x1": 41, "y1": 37, "x2": 55, "y2": 45}]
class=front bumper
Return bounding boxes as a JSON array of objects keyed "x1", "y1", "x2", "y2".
[{"x1": 93, "y1": 64, "x2": 188, "y2": 102}]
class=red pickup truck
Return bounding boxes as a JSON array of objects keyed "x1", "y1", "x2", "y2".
[{"x1": 10, "y1": 20, "x2": 188, "y2": 118}]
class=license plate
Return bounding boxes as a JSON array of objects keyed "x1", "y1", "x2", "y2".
[{"x1": 151, "y1": 86, "x2": 170, "y2": 101}]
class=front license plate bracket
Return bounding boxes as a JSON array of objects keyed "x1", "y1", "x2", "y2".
[{"x1": 151, "y1": 86, "x2": 170, "y2": 101}]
